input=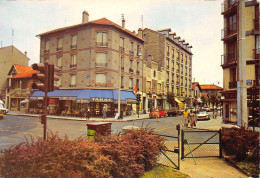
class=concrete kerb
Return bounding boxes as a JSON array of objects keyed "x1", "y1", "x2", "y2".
[{"x1": 7, "y1": 112, "x2": 150, "y2": 122}]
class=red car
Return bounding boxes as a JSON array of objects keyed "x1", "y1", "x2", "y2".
[{"x1": 149, "y1": 108, "x2": 167, "y2": 118}]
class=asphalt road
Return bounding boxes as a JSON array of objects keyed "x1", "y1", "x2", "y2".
[{"x1": 0, "y1": 115, "x2": 185, "y2": 150}]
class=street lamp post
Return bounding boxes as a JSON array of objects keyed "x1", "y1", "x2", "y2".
[{"x1": 118, "y1": 47, "x2": 122, "y2": 119}]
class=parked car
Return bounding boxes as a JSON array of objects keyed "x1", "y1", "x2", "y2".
[
  {"x1": 197, "y1": 111, "x2": 210, "y2": 120},
  {"x1": 149, "y1": 108, "x2": 167, "y2": 118},
  {"x1": 166, "y1": 107, "x2": 178, "y2": 116},
  {"x1": 0, "y1": 100, "x2": 9, "y2": 115}
]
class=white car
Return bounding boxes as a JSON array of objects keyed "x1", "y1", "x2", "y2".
[
  {"x1": 197, "y1": 111, "x2": 210, "y2": 120},
  {"x1": 0, "y1": 100, "x2": 9, "y2": 115}
]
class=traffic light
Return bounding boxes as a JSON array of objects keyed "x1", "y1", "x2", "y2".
[
  {"x1": 48, "y1": 64, "x2": 60, "y2": 92},
  {"x1": 136, "y1": 94, "x2": 141, "y2": 102},
  {"x1": 31, "y1": 63, "x2": 48, "y2": 92},
  {"x1": 31, "y1": 63, "x2": 60, "y2": 92}
]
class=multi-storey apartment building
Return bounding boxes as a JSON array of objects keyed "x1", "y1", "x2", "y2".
[
  {"x1": 221, "y1": 0, "x2": 259, "y2": 123},
  {"x1": 32, "y1": 11, "x2": 144, "y2": 117},
  {"x1": 0, "y1": 46, "x2": 29, "y2": 102},
  {"x1": 141, "y1": 28, "x2": 193, "y2": 110}
]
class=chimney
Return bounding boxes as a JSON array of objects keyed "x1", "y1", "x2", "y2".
[
  {"x1": 24, "y1": 51, "x2": 27, "y2": 56},
  {"x1": 82, "y1": 11, "x2": 89, "y2": 23},
  {"x1": 138, "y1": 28, "x2": 143, "y2": 39},
  {"x1": 121, "y1": 14, "x2": 125, "y2": 29}
]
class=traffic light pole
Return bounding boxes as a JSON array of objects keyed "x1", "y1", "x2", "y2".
[{"x1": 43, "y1": 91, "x2": 48, "y2": 140}]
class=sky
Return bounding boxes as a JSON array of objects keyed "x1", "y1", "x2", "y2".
[{"x1": 0, "y1": 0, "x2": 223, "y2": 87}]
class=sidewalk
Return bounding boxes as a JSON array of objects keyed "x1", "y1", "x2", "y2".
[{"x1": 7, "y1": 110, "x2": 149, "y2": 122}]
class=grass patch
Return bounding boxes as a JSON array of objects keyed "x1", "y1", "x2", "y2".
[{"x1": 141, "y1": 165, "x2": 189, "y2": 178}]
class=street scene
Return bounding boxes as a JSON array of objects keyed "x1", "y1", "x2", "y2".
[{"x1": 0, "y1": 0, "x2": 259, "y2": 177}]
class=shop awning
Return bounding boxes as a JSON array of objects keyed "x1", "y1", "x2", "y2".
[
  {"x1": 174, "y1": 98, "x2": 182, "y2": 104},
  {"x1": 29, "y1": 89, "x2": 137, "y2": 103}
]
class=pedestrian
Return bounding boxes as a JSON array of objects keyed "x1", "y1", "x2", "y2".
[
  {"x1": 182, "y1": 109, "x2": 190, "y2": 127},
  {"x1": 189, "y1": 111, "x2": 195, "y2": 128},
  {"x1": 102, "y1": 105, "x2": 107, "y2": 119},
  {"x1": 155, "y1": 108, "x2": 159, "y2": 122},
  {"x1": 86, "y1": 107, "x2": 91, "y2": 119},
  {"x1": 214, "y1": 109, "x2": 217, "y2": 119}
]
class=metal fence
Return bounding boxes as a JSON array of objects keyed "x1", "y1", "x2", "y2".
[
  {"x1": 157, "y1": 134, "x2": 180, "y2": 170},
  {"x1": 181, "y1": 129, "x2": 222, "y2": 159}
]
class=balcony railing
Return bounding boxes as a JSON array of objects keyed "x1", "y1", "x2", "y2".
[
  {"x1": 229, "y1": 81, "x2": 237, "y2": 89},
  {"x1": 119, "y1": 46, "x2": 125, "y2": 52},
  {"x1": 96, "y1": 42, "x2": 108, "y2": 47},
  {"x1": 129, "y1": 50, "x2": 134, "y2": 55},
  {"x1": 129, "y1": 68, "x2": 134, "y2": 73},
  {"x1": 121, "y1": 67, "x2": 124, "y2": 71},
  {"x1": 71, "y1": 45, "x2": 77, "y2": 49},
  {"x1": 253, "y1": 48, "x2": 260, "y2": 59},
  {"x1": 221, "y1": 0, "x2": 238, "y2": 14},
  {"x1": 44, "y1": 49, "x2": 50, "y2": 53},
  {"x1": 136, "y1": 71, "x2": 140, "y2": 75},
  {"x1": 70, "y1": 84, "x2": 76, "y2": 87},
  {"x1": 57, "y1": 47, "x2": 63, "y2": 51},
  {"x1": 95, "y1": 63, "x2": 108, "y2": 67},
  {"x1": 129, "y1": 86, "x2": 133, "y2": 89},
  {"x1": 70, "y1": 64, "x2": 77, "y2": 68},
  {"x1": 166, "y1": 79, "x2": 169, "y2": 83},
  {"x1": 221, "y1": 51, "x2": 237, "y2": 66},
  {"x1": 221, "y1": 23, "x2": 237, "y2": 40}
]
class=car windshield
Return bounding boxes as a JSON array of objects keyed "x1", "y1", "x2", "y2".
[{"x1": 199, "y1": 111, "x2": 207, "y2": 114}]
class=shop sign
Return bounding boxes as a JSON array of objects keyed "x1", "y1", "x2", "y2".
[
  {"x1": 76, "y1": 99, "x2": 89, "y2": 103},
  {"x1": 30, "y1": 96, "x2": 44, "y2": 100},
  {"x1": 59, "y1": 96, "x2": 77, "y2": 100},
  {"x1": 11, "y1": 90, "x2": 29, "y2": 98},
  {"x1": 91, "y1": 98, "x2": 113, "y2": 102}
]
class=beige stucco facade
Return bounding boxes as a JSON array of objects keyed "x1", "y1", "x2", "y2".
[{"x1": 0, "y1": 46, "x2": 29, "y2": 101}]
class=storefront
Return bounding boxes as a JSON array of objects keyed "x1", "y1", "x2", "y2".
[
  {"x1": 8, "y1": 90, "x2": 31, "y2": 111},
  {"x1": 29, "y1": 89, "x2": 137, "y2": 118}
]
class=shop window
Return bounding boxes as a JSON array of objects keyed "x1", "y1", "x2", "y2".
[{"x1": 96, "y1": 53, "x2": 107, "y2": 67}]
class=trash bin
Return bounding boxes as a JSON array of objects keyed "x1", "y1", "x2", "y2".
[{"x1": 86, "y1": 122, "x2": 112, "y2": 140}]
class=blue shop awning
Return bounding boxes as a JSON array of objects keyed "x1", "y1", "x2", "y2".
[{"x1": 29, "y1": 89, "x2": 137, "y2": 103}]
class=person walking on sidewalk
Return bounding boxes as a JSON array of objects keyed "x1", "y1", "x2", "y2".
[
  {"x1": 182, "y1": 109, "x2": 190, "y2": 127},
  {"x1": 189, "y1": 111, "x2": 196, "y2": 128},
  {"x1": 102, "y1": 105, "x2": 107, "y2": 119}
]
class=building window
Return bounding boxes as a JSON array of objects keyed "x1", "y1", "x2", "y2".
[
  {"x1": 129, "y1": 60, "x2": 133, "y2": 73},
  {"x1": 96, "y1": 73, "x2": 107, "y2": 86},
  {"x1": 129, "y1": 78, "x2": 133, "y2": 89},
  {"x1": 57, "y1": 38, "x2": 63, "y2": 51},
  {"x1": 96, "y1": 32, "x2": 107, "y2": 46},
  {"x1": 45, "y1": 40, "x2": 50, "y2": 52},
  {"x1": 121, "y1": 57, "x2": 124, "y2": 70},
  {"x1": 167, "y1": 45, "x2": 169, "y2": 55},
  {"x1": 154, "y1": 70, "x2": 156, "y2": 78},
  {"x1": 136, "y1": 62, "x2": 139, "y2": 74},
  {"x1": 136, "y1": 79, "x2": 139, "y2": 90},
  {"x1": 57, "y1": 57, "x2": 62, "y2": 69},
  {"x1": 130, "y1": 42, "x2": 134, "y2": 55},
  {"x1": 147, "y1": 81, "x2": 151, "y2": 92},
  {"x1": 121, "y1": 76, "x2": 124, "y2": 88},
  {"x1": 71, "y1": 35, "x2": 77, "y2": 49},
  {"x1": 120, "y1": 37, "x2": 124, "y2": 51},
  {"x1": 256, "y1": 35, "x2": 260, "y2": 55},
  {"x1": 137, "y1": 44, "x2": 141, "y2": 56},
  {"x1": 70, "y1": 75, "x2": 76, "y2": 87},
  {"x1": 96, "y1": 53, "x2": 107, "y2": 67},
  {"x1": 70, "y1": 54, "x2": 77, "y2": 68},
  {"x1": 56, "y1": 78, "x2": 61, "y2": 87}
]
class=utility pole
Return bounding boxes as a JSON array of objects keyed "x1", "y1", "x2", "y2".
[
  {"x1": 237, "y1": 0, "x2": 247, "y2": 127},
  {"x1": 118, "y1": 47, "x2": 122, "y2": 119}
]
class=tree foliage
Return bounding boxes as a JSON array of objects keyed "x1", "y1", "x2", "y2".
[{"x1": 166, "y1": 92, "x2": 175, "y2": 107}]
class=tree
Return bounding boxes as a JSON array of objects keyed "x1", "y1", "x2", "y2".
[
  {"x1": 208, "y1": 93, "x2": 220, "y2": 118},
  {"x1": 201, "y1": 94, "x2": 208, "y2": 107},
  {"x1": 166, "y1": 92, "x2": 175, "y2": 107},
  {"x1": 184, "y1": 97, "x2": 192, "y2": 108}
]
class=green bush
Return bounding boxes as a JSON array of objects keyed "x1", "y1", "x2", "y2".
[
  {"x1": 0, "y1": 132, "x2": 112, "y2": 178},
  {"x1": 0, "y1": 128, "x2": 165, "y2": 178},
  {"x1": 96, "y1": 128, "x2": 166, "y2": 178},
  {"x1": 221, "y1": 127, "x2": 259, "y2": 162}
]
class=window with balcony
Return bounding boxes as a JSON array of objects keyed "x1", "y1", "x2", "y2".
[
  {"x1": 70, "y1": 75, "x2": 76, "y2": 87},
  {"x1": 96, "y1": 53, "x2": 107, "y2": 67},
  {"x1": 57, "y1": 57, "x2": 62, "y2": 69},
  {"x1": 129, "y1": 60, "x2": 133, "y2": 73},
  {"x1": 129, "y1": 78, "x2": 133, "y2": 89},
  {"x1": 120, "y1": 37, "x2": 124, "y2": 51},
  {"x1": 71, "y1": 35, "x2": 77, "y2": 49},
  {"x1": 136, "y1": 62, "x2": 140, "y2": 74},
  {"x1": 57, "y1": 38, "x2": 63, "y2": 51},
  {"x1": 137, "y1": 44, "x2": 141, "y2": 56},
  {"x1": 121, "y1": 57, "x2": 124, "y2": 70},
  {"x1": 44, "y1": 40, "x2": 50, "y2": 53},
  {"x1": 70, "y1": 54, "x2": 77, "y2": 68},
  {"x1": 96, "y1": 73, "x2": 107, "y2": 86},
  {"x1": 96, "y1": 32, "x2": 107, "y2": 46},
  {"x1": 136, "y1": 79, "x2": 139, "y2": 91},
  {"x1": 130, "y1": 42, "x2": 134, "y2": 55}
]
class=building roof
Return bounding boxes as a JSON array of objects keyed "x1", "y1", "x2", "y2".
[
  {"x1": 12, "y1": 70, "x2": 38, "y2": 79},
  {"x1": 192, "y1": 82, "x2": 202, "y2": 91},
  {"x1": 14, "y1": 64, "x2": 32, "y2": 74},
  {"x1": 37, "y1": 17, "x2": 143, "y2": 42},
  {"x1": 200, "y1": 84, "x2": 223, "y2": 90}
]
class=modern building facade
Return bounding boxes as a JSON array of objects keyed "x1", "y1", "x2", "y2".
[
  {"x1": 141, "y1": 28, "x2": 193, "y2": 110},
  {"x1": 0, "y1": 46, "x2": 29, "y2": 102},
  {"x1": 221, "y1": 0, "x2": 259, "y2": 123},
  {"x1": 33, "y1": 11, "x2": 144, "y2": 117}
]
